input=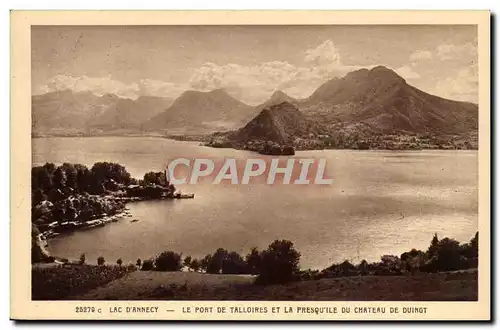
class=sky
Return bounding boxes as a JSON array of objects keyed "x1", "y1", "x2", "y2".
[{"x1": 31, "y1": 25, "x2": 478, "y2": 105}]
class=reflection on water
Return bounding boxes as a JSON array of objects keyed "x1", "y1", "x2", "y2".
[{"x1": 33, "y1": 137, "x2": 478, "y2": 269}]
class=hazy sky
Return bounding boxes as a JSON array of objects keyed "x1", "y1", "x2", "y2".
[{"x1": 32, "y1": 25, "x2": 478, "y2": 104}]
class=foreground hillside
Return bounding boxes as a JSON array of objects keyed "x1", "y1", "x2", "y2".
[
  {"x1": 33, "y1": 266, "x2": 477, "y2": 301},
  {"x1": 81, "y1": 269, "x2": 478, "y2": 301},
  {"x1": 32, "y1": 232, "x2": 478, "y2": 301}
]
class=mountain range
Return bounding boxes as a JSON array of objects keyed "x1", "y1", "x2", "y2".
[
  {"x1": 32, "y1": 90, "x2": 174, "y2": 135},
  {"x1": 32, "y1": 66, "x2": 478, "y2": 149}
]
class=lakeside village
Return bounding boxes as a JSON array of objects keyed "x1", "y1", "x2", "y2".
[{"x1": 31, "y1": 161, "x2": 192, "y2": 260}]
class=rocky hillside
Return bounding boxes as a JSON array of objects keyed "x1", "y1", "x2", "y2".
[
  {"x1": 301, "y1": 66, "x2": 478, "y2": 136},
  {"x1": 233, "y1": 101, "x2": 317, "y2": 145},
  {"x1": 205, "y1": 101, "x2": 322, "y2": 154}
]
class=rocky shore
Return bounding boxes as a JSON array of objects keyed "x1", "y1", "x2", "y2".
[{"x1": 35, "y1": 191, "x2": 194, "y2": 241}]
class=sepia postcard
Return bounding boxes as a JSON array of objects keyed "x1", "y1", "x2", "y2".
[{"x1": 10, "y1": 10, "x2": 491, "y2": 321}]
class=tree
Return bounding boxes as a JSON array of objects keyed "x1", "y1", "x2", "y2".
[
  {"x1": 206, "y1": 248, "x2": 229, "y2": 274},
  {"x1": 470, "y1": 232, "x2": 478, "y2": 258},
  {"x1": 141, "y1": 259, "x2": 154, "y2": 271},
  {"x1": 53, "y1": 167, "x2": 67, "y2": 191},
  {"x1": 32, "y1": 188, "x2": 47, "y2": 207},
  {"x1": 423, "y1": 237, "x2": 463, "y2": 272},
  {"x1": 183, "y1": 256, "x2": 192, "y2": 271},
  {"x1": 32, "y1": 165, "x2": 53, "y2": 192},
  {"x1": 91, "y1": 162, "x2": 132, "y2": 186},
  {"x1": 155, "y1": 251, "x2": 182, "y2": 271},
  {"x1": 32, "y1": 224, "x2": 52, "y2": 263},
  {"x1": 61, "y1": 163, "x2": 78, "y2": 191},
  {"x1": 136, "y1": 258, "x2": 142, "y2": 268},
  {"x1": 200, "y1": 254, "x2": 212, "y2": 272},
  {"x1": 75, "y1": 164, "x2": 92, "y2": 193},
  {"x1": 358, "y1": 259, "x2": 369, "y2": 275},
  {"x1": 461, "y1": 232, "x2": 479, "y2": 268},
  {"x1": 143, "y1": 171, "x2": 167, "y2": 186},
  {"x1": 222, "y1": 252, "x2": 248, "y2": 274},
  {"x1": 427, "y1": 233, "x2": 440, "y2": 258},
  {"x1": 64, "y1": 205, "x2": 77, "y2": 221},
  {"x1": 51, "y1": 206, "x2": 65, "y2": 224},
  {"x1": 256, "y1": 240, "x2": 301, "y2": 285},
  {"x1": 43, "y1": 163, "x2": 56, "y2": 174},
  {"x1": 338, "y1": 260, "x2": 356, "y2": 276},
  {"x1": 400, "y1": 249, "x2": 426, "y2": 271},
  {"x1": 190, "y1": 258, "x2": 200, "y2": 272},
  {"x1": 79, "y1": 253, "x2": 86, "y2": 265},
  {"x1": 97, "y1": 256, "x2": 105, "y2": 266},
  {"x1": 245, "y1": 247, "x2": 261, "y2": 275},
  {"x1": 116, "y1": 258, "x2": 123, "y2": 266},
  {"x1": 435, "y1": 238, "x2": 464, "y2": 271}
]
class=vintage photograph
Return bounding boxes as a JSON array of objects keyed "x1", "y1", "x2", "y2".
[
  {"x1": 9, "y1": 11, "x2": 490, "y2": 321},
  {"x1": 28, "y1": 23, "x2": 481, "y2": 302}
]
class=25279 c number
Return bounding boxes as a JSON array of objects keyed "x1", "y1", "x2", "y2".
[{"x1": 75, "y1": 306, "x2": 97, "y2": 313}]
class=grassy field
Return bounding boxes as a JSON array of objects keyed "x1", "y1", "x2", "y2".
[
  {"x1": 67, "y1": 269, "x2": 478, "y2": 301},
  {"x1": 32, "y1": 264, "x2": 135, "y2": 300}
]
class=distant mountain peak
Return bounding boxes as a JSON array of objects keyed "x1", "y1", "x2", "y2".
[
  {"x1": 369, "y1": 65, "x2": 405, "y2": 81},
  {"x1": 370, "y1": 65, "x2": 395, "y2": 73},
  {"x1": 270, "y1": 90, "x2": 289, "y2": 99},
  {"x1": 206, "y1": 88, "x2": 234, "y2": 98},
  {"x1": 101, "y1": 93, "x2": 120, "y2": 100},
  {"x1": 343, "y1": 65, "x2": 404, "y2": 83},
  {"x1": 178, "y1": 88, "x2": 233, "y2": 100},
  {"x1": 257, "y1": 91, "x2": 297, "y2": 109}
]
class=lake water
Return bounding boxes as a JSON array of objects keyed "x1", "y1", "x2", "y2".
[{"x1": 32, "y1": 137, "x2": 478, "y2": 269}]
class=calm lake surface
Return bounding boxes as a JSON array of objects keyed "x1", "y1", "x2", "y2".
[{"x1": 32, "y1": 137, "x2": 478, "y2": 269}]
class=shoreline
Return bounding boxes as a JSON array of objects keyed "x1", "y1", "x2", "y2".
[
  {"x1": 38, "y1": 193, "x2": 194, "y2": 241},
  {"x1": 31, "y1": 135, "x2": 478, "y2": 151}
]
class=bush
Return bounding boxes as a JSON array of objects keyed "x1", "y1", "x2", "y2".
[
  {"x1": 97, "y1": 256, "x2": 105, "y2": 266},
  {"x1": 322, "y1": 260, "x2": 357, "y2": 278},
  {"x1": 256, "y1": 240, "x2": 301, "y2": 285},
  {"x1": 155, "y1": 251, "x2": 182, "y2": 271},
  {"x1": 32, "y1": 264, "x2": 134, "y2": 300},
  {"x1": 379, "y1": 255, "x2": 403, "y2": 275},
  {"x1": 141, "y1": 259, "x2": 154, "y2": 271},
  {"x1": 116, "y1": 258, "x2": 123, "y2": 266},
  {"x1": 136, "y1": 258, "x2": 142, "y2": 268},
  {"x1": 401, "y1": 249, "x2": 426, "y2": 272},
  {"x1": 126, "y1": 263, "x2": 137, "y2": 272},
  {"x1": 298, "y1": 268, "x2": 320, "y2": 281}
]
